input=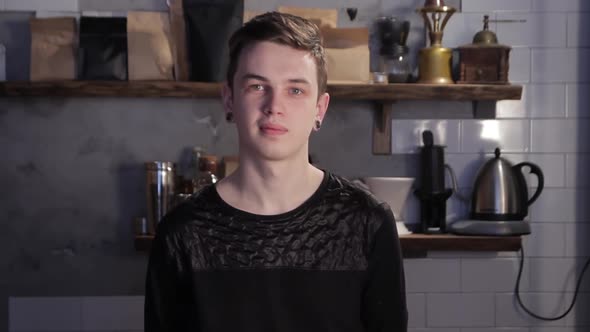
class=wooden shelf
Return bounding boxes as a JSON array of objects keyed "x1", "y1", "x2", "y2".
[
  {"x1": 134, "y1": 234, "x2": 522, "y2": 258},
  {"x1": 399, "y1": 234, "x2": 521, "y2": 257},
  {"x1": 0, "y1": 80, "x2": 522, "y2": 101},
  {"x1": 0, "y1": 81, "x2": 522, "y2": 155}
]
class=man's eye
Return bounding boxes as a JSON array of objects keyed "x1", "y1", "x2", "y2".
[
  {"x1": 290, "y1": 88, "x2": 303, "y2": 95},
  {"x1": 250, "y1": 84, "x2": 264, "y2": 91}
]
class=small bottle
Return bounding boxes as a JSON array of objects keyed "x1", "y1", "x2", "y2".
[
  {"x1": 178, "y1": 146, "x2": 204, "y2": 194},
  {"x1": 193, "y1": 155, "x2": 218, "y2": 192},
  {"x1": 173, "y1": 146, "x2": 204, "y2": 205}
]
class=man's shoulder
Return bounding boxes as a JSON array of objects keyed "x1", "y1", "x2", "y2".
[
  {"x1": 155, "y1": 184, "x2": 220, "y2": 236},
  {"x1": 325, "y1": 172, "x2": 390, "y2": 212},
  {"x1": 324, "y1": 172, "x2": 395, "y2": 235}
]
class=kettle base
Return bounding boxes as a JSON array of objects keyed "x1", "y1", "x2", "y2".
[{"x1": 448, "y1": 219, "x2": 531, "y2": 236}]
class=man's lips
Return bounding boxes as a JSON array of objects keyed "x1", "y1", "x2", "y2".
[{"x1": 259, "y1": 123, "x2": 288, "y2": 135}]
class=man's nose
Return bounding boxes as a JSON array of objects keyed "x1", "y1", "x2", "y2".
[{"x1": 262, "y1": 91, "x2": 284, "y2": 115}]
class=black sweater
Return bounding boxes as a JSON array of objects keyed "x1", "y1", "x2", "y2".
[{"x1": 145, "y1": 172, "x2": 408, "y2": 332}]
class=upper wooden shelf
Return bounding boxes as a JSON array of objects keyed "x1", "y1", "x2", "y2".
[
  {"x1": 0, "y1": 81, "x2": 523, "y2": 101},
  {"x1": 0, "y1": 80, "x2": 522, "y2": 155},
  {"x1": 134, "y1": 233, "x2": 522, "y2": 258}
]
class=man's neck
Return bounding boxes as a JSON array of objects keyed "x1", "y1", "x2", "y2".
[{"x1": 216, "y1": 152, "x2": 324, "y2": 216}]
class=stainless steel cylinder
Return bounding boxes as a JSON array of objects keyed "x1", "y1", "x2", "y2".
[{"x1": 145, "y1": 161, "x2": 176, "y2": 234}]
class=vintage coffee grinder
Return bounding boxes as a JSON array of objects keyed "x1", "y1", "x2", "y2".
[
  {"x1": 457, "y1": 15, "x2": 511, "y2": 84},
  {"x1": 416, "y1": 0, "x2": 456, "y2": 84}
]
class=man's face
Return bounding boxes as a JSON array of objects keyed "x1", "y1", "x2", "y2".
[{"x1": 223, "y1": 41, "x2": 329, "y2": 161}]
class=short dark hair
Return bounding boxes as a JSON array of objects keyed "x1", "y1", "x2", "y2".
[{"x1": 226, "y1": 11, "x2": 328, "y2": 96}]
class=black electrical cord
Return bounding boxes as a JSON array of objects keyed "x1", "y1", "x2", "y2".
[{"x1": 515, "y1": 246, "x2": 590, "y2": 321}]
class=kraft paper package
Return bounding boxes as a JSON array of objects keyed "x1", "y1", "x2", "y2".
[
  {"x1": 29, "y1": 17, "x2": 77, "y2": 81},
  {"x1": 277, "y1": 6, "x2": 337, "y2": 29},
  {"x1": 78, "y1": 16, "x2": 128, "y2": 80},
  {"x1": 183, "y1": 0, "x2": 243, "y2": 82},
  {"x1": 127, "y1": 11, "x2": 174, "y2": 80},
  {"x1": 243, "y1": 10, "x2": 262, "y2": 23},
  {"x1": 276, "y1": 7, "x2": 369, "y2": 83},
  {"x1": 322, "y1": 27, "x2": 370, "y2": 83},
  {"x1": 168, "y1": 0, "x2": 190, "y2": 81}
]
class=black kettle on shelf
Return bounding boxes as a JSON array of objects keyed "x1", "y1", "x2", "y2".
[{"x1": 449, "y1": 147, "x2": 544, "y2": 236}]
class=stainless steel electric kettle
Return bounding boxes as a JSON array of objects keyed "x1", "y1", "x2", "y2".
[{"x1": 471, "y1": 147, "x2": 544, "y2": 221}]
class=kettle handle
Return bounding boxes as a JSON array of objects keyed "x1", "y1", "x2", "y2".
[
  {"x1": 444, "y1": 164, "x2": 470, "y2": 202},
  {"x1": 513, "y1": 162, "x2": 544, "y2": 206}
]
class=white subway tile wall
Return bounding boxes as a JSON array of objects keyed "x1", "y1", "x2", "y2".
[
  {"x1": 406, "y1": 293, "x2": 426, "y2": 328},
  {"x1": 10, "y1": 296, "x2": 143, "y2": 332},
  {"x1": 78, "y1": 0, "x2": 168, "y2": 11},
  {"x1": 464, "y1": 328, "x2": 529, "y2": 332},
  {"x1": 461, "y1": 258, "x2": 531, "y2": 292},
  {"x1": 567, "y1": 13, "x2": 590, "y2": 47},
  {"x1": 531, "y1": 327, "x2": 590, "y2": 332},
  {"x1": 496, "y1": 84, "x2": 529, "y2": 118},
  {"x1": 496, "y1": 13, "x2": 567, "y2": 48},
  {"x1": 461, "y1": 119, "x2": 531, "y2": 153},
  {"x1": 528, "y1": 84, "x2": 567, "y2": 118},
  {"x1": 524, "y1": 223, "x2": 566, "y2": 257},
  {"x1": 508, "y1": 47, "x2": 532, "y2": 83},
  {"x1": 391, "y1": 119, "x2": 461, "y2": 154},
  {"x1": 462, "y1": 0, "x2": 531, "y2": 13},
  {"x1": 564, "y1": 223, "x2": 590, "y2": 256},
  {"x1": 404, "y1": 259, "x2": 461, "y2": 293},
  {"x1": 5, "y1": 0, "x2": 78, "y2": 11},
  {"x1": 532, "y1": 49, "x2": 590, "y2": 83},
  {"x1": 530, "y1": 188, "x2": 590, "y2": 222},
  {"x1": 4, "y1": 0, "x2": 589, "y2": 331},
  {"x1": 427, "y1": 293, "x2": 495, "y2": 327},
  {"x1": 9, "y1": 297, "x2": 83, "y2": 331},
  {"x1": 566, "y1": 84, "x2": 590, "y2": 118},
  {"x1": 566, "y1": 154, "x2": 589, "y2": 187},
  {"x1": 81, "y1": 296, "x2": 144, "y2": 331},
  {"x1": 496, "y1": 293, "x2": 567, "y2": 327},
  {"x1": 525, "y1": 153, "x2": 566, "y2": 188},
  {"x1": 531, "y1": 119, "x2": 590, "y2": 153},
  {"x1": 528, "y1": 258, "x2": 590, "y2": 292},
  {"x1": 532, "y1": 0, "x2": 590, "y2": 13},
  {"x1": 565, "y1": 293, "x2": 590, "y2": 326}
]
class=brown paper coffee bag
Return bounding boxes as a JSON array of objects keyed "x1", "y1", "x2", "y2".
[
  {"x1": 322, "y1": 27, "x2": 370, "y2": 83},
  {"x1": 127, "y1": 11, "x2": 174, "y2": 80},
  {"x1": 243, "y1": 10, "x2": 263, "y2": 23},
  {"x1": 168, "y1": 0, "x2": 190, "y2": 81},
  {"x1": 277, "y1": 6, "x2": 337, "y2": 29},
  {"x1": 30, "y1": 17, "x2": 76, "y2": 81}
]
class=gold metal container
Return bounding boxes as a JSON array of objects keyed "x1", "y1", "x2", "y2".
[
  {"x1": 416, "y1": 1, "x2": 456, "y2": 84},
  {"x1": 418, "y1": 47, "x2": 453, "y2": 84}
]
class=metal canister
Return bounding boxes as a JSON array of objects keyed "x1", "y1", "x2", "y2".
[{"x1": 145, "y1": 161, "x2": 176, "y2": 234}]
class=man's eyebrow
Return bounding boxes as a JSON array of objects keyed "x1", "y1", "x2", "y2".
[
  {"x1": 240, "y1": 73, "x2": 311, "y2": 86},
  {"x1": 287, "y1": 78, "x2": 311, "y2": 85},
  {"x1": 241, "y1": 73, "x2": 268, "y2": 82}
]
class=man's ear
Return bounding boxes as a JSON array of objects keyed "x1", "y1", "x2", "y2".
[
  {"x1": 315, "y1": 92, "x2": 330, "y2": 122},
  {"x1": 221, "y1": 82, "x2": 233, "y2": 114}
]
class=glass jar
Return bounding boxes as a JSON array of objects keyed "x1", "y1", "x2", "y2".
[
  {"x1": 380, "y1": 44, "x2": 411, "y2": 83},
  {"x1": 193, "y1": 155, "x2": 218, "y2": 192}
]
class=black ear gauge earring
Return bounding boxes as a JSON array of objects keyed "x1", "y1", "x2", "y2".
[
  {"x1": 226, "y1": 112, "x2": 234, "y2": 122},
  {"x1": 315, "y1": 120, "x2": 322, "y2": 130}
]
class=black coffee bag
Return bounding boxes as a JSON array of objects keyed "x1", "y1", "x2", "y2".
[
  {"x1": 183, "y1": 0, "x2": 243, "y2": 82},
  {"x1": 79, "y1": 16, "x2": 128, "y2": 80}
]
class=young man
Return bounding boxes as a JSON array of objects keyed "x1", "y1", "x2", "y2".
[{"x1": 145, "y1": 12, "x2": 407, "y2": 332}]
